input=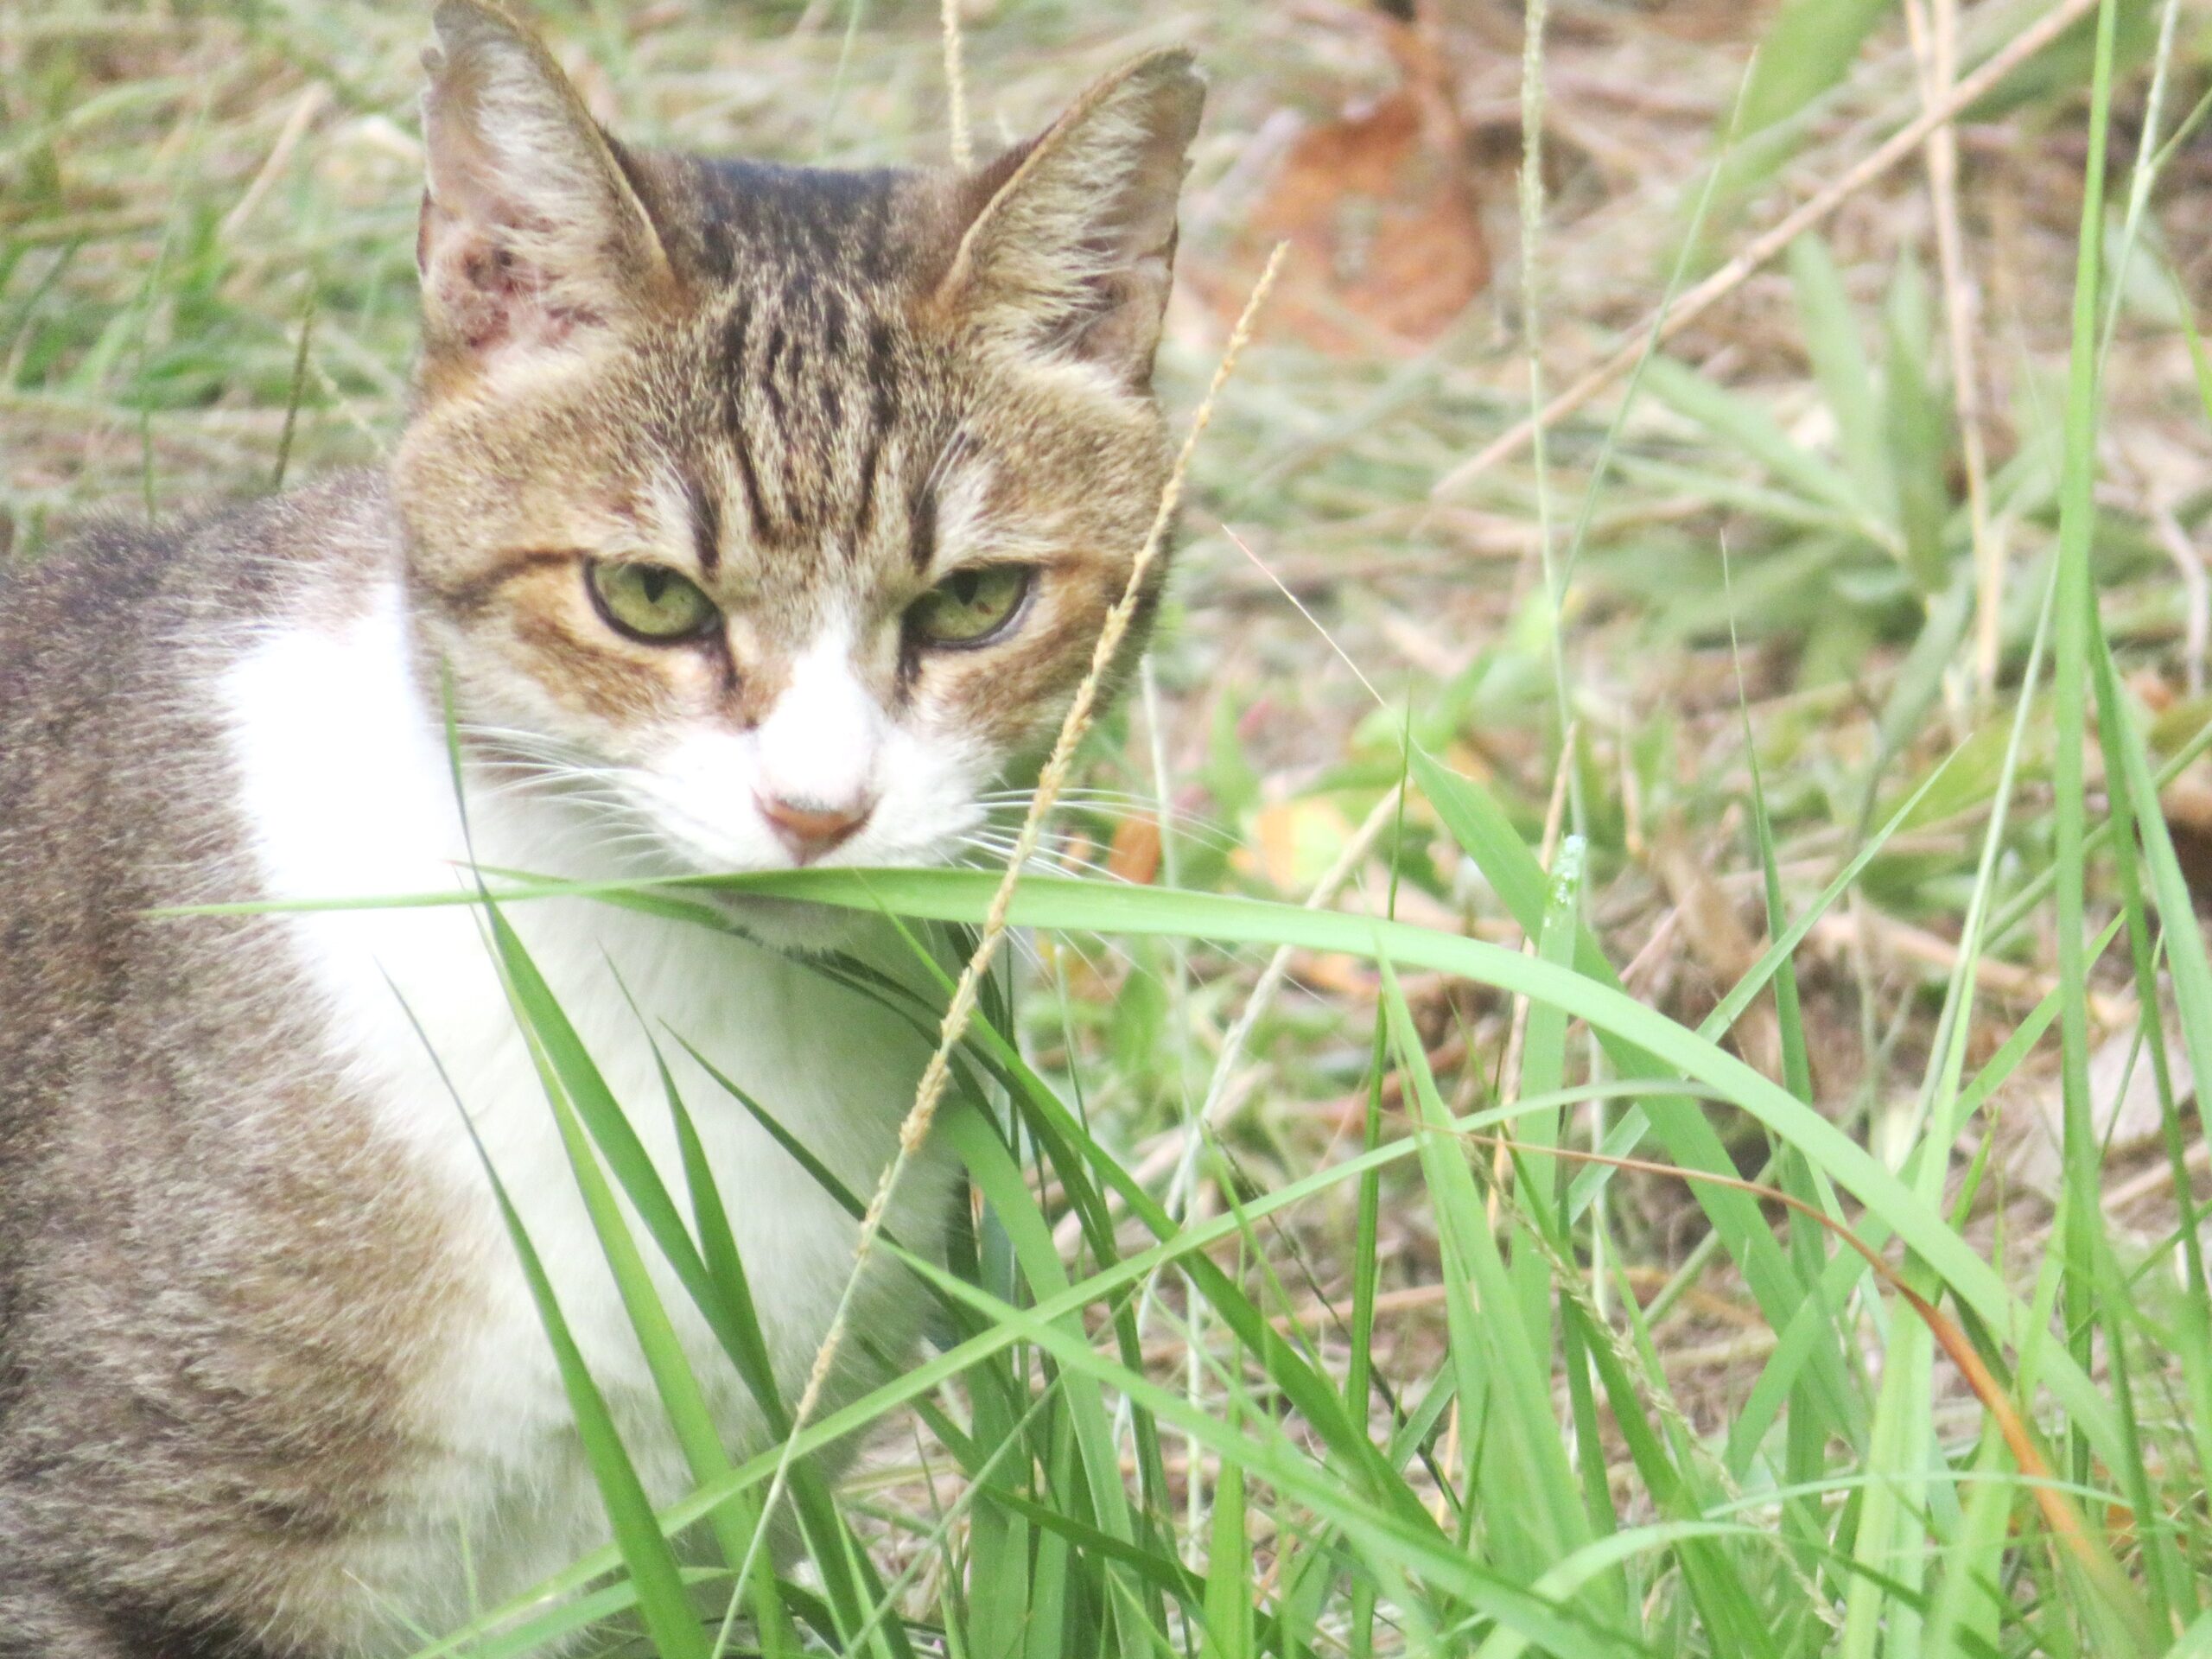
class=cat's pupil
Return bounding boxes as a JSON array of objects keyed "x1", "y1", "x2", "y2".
[
  {"x1": 950, "y1": 571, "x2": 982, "y2": 608},
  {"x1": 641, "y1": 568, "x2": 670, "y2": 605}
]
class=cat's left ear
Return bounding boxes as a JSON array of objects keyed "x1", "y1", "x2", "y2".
[
  {"x1": 938, "y1": 50, "x2": 1205, "y2": 391},
  {"x1": 415, "y1": 0, "x2": 676, "y2": 378}
]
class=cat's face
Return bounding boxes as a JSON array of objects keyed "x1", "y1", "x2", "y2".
[{"x1": 391, "y1": 2, "x2": 1200, "y2": 875}]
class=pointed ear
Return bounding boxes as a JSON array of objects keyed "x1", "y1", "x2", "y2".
[
  {"x1": 938, "y1": 49, "x2": 1204, "y2": 391},
  {"x1": 415, "y1": 0, "x2": 674, "y2": 377}
]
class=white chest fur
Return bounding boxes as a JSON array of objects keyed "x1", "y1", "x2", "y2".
[{"x1": 219, "y1": 586, "x2": 954, "y2": 1646}]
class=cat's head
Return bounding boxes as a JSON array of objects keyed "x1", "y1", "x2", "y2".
[{"x1": 391, "y1": 0, "x2": 1201, "y2": 876}]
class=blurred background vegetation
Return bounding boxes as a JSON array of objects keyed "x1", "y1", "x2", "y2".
[{"x1": 8, "y1": 0, "x2": 2212, "y2": 1652}]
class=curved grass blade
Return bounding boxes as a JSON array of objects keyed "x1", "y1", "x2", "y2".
[
  {"x1": 894, "y1": 1243, "x2": 1660, "y2": 1659},
  {"x1": 393, "y1": 970, "x2": 710, "y2": 1659},
  {"x1": 657, "y1": 868, "x2": 2133, "y2": 1471}
]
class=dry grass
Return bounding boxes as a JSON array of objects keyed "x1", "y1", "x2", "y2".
[{"x1": 9, "y1": 0, "x2": 2212, "y2": 1649}]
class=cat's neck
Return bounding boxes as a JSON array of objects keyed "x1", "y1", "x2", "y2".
[
  {"x1": 225, "y1": 569, "x2": 615, "y2": 906},
  {"x1": 211, "y1": 485, "x2": 886, "y2": 969}
]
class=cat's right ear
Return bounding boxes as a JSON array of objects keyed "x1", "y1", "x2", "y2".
[
  {"x1": 416, "y1": 0, "x2": 674, "y2": 383},
  {"x1": 937, "y1": 50, "x2": 1205, "y2": 393}
]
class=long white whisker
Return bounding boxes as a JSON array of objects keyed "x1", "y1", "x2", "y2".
[
  {"x1": 918, "y1": 423, "x2": 972, "y2": 506},
  {"x1": 975, "y1": 794, "x2": 1241, "y2": 853}
]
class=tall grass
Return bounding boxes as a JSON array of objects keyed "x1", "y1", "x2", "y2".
[
  {"x1": 410, "y1": 3, "x2": 2212, "y2": 1651},
  {"x1": 24, "y1": 0, "x2": 2212, "y2": 1651}
]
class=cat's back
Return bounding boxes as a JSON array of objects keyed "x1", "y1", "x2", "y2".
[
  {"x1": 0, "y1": 472, "x2": 389, "y2": 714},
  {"x1": 0, "y1": 506, "x2": 213, "y2": 954},
  {"x1": 0, "y1": 472, "x2": 391, "y2": 1102},
  {"x1": 0, "y1": 474, "x2": 453, "y2": 1656},
  {"x1": 0, "y1": 472, "x2": 394, "y2": 849}
]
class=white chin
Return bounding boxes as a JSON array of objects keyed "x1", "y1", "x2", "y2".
[
  {"x1": 715, "y1": 893, "x2": 868, "y2": 953},
  {"x1": 631, "y1": 829, "x2": 877, "y2": 952}
]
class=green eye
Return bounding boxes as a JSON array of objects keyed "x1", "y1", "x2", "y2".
[
  {"x1": 909, "y1": 565, "x2": 1033, "y2": 648},
  {"x1": 588, "y1": 560, "x2": 720, "y2": 642}
]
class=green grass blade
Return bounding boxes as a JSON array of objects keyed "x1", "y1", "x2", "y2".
[
  {"x1": 477, "y1": 910, "x2": 908, "y2": 1655},
  {"x1": 2089, "y1": 630, "x2": 2212, "y2": 1624},
  {"x1": 1882, "y1": 254, "x2": 1955, "y2": 595},
  {"x1": 1201, "y1": 1462, "x2": 1254, "y2": 1659},
  {"x1": 672, "y1": 1033, "x2": 870, "y2": 1224},
  {"x1": 1640, "y1": 353, "x2": 1891, "y2": 546},
  {"x1": 894, "y1": 1243, "x2": 1656, "y2": 1658},
  {"x1": 640, "y1": 1033, "x2": 803, "y2": 1656},
  {"x1": 1516, "y1": 831, "x2": 1582, "y2": 1240},
  {"x1": 2171, "y1": 1611, "x2": 2212, "y2": 1658},
  {"x1": 1382, "y1": 950, "x2": 1609, "y2": 1610},
  {"x1": 331, "y1": 856, "x2": 2139, "y2": 1487},
  {"x1": 680, "y1": 866, "x2": 2136, "y2": 1474},
  {"x1": 2046, "y1": 28, "x2": 2129, "y2": 1634},
  {"x1": 388, "y1": 1057, "x2": 2088, "y2": 1659},
  {"x1": 1408, "y1": 748, "x2": 1858, "y2": 1442},
  {"x1": 1540, "y1": 1297, "x2": 1783, "y2": 1659},
  {"x1": 650, "y1": 1034, "x2": 787, "y2": 1426},
  {"x1": 1727, "y1": 0, "x2": 1887, "y2": 183},
  {"x1": 2177, "y1": 265, "x2": 2212, "y2": 429},
  {"x1": 1789, "y1": 233, "x2": 1891, "y2": 513},
  {"x1": 1726, "y1": 551, "x2": 1834, "y2": 1605},
  {"x1": 943, "y1": 1106, "x2": 1138, "y2": 1549},
  {"x1": 490, "y1": 916, "x2": 843, "y2": 1656},
  {"x1": 1921, "y1": 1431, "x2": 2018, "y2": 1659},
  {"x1": 396, "y1": 975, "x2": 711, "y2": 1659}
]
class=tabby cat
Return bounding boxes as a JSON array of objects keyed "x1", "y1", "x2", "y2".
[{"x1": 0, "y1": 4, "x2": 1201, "y2": 1652}]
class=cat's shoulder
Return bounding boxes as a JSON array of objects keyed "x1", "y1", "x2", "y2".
[{"x1": 0, "y1": 468, "x2": 396, "y2": 645}]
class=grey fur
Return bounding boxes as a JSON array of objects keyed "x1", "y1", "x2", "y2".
[
  {"x1": 0, "y1": 483, "x2": 457, "y2": 1656},
  {"x1": 0, "y1": 2, "x2": 1202, "y2": 1650}
]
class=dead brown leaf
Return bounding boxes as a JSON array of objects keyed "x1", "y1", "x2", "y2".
[
  {"x1": 1649, "y1": 818, "x2": 1783, "y2": 1083},
  {"x1": 1106, "y1": 814, "x2": 1163, "y2": 886},
  {"x1": 1207, "y1": 19, "x2": 1489, "y2": 353}
]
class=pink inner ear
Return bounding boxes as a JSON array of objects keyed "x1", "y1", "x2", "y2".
[{"x1": 418, "y1": 194, "x2": 603, "y2": 360}]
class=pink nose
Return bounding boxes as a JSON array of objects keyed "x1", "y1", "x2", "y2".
[{"x1": 756, "y1": 791, "x2": 872, "y2": 864}]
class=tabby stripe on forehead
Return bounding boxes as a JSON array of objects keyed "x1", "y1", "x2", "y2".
[
  {"x1": 721, "y1": 300, "x2": 773, "y2": 543},
  {"x1": 909, "y1": 480, "x2": 938, "y2": 573},
  {"x1": 686, "y1": 479, "x2": 721, "y2": 577},
  {"x1": 852, "y1": 320, "x2": 897, "y2": 538},
  {"x1": 761, "y1": 326, "x2": 788, "y2": 424},
  {"x1": 908, "y1": 425, "x2": 969, "y2": 571},
  {"x1": 733, "y1": 425, "x2": 772, "y2": 545}
]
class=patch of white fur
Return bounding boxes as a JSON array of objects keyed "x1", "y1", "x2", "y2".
[
  {"x1": 220, "y1": 583, "x2": 958, "y2": 1653},
  {"x1": 629, "y1": 615, "x2": 994, "y2": 887},
  {"x1": 756, "y1": 620, "x2": 884, "y2": 814}
]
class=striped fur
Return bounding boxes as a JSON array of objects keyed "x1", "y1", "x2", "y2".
[{"x1": 0, "y1": 3, "x2": 1201, "y2": 1653}]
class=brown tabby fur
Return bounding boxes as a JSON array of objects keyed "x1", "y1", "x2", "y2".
[{"x1": 0, "y1": 3, "x2": 1201, "y2": 1652}]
